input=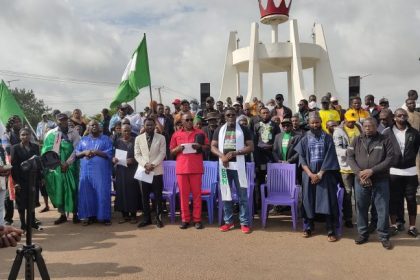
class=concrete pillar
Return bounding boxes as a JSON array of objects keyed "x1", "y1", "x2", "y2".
[
  {"x1": 219, "y1": 31, "x2": 239, "y2": 101},
  {"x1": 246, "y1": 22, "x2": 262, "y2": 103},
  {"x1": 271, "y1": 24, "x2": 278, "y2": 43},
  {"x1": 313, "y1": 23, "x2": 337, "y2": 100},
  {"x1": 289, "y1": 19, "x2": 305, "y2": 111}
]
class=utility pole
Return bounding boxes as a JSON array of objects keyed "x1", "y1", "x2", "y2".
[{"x1": 157, "y1": 87, "x2": 162, "y2": 103}]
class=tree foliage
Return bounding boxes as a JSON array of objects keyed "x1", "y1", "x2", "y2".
[{"x1": 11, "y1": 88, "x2": 51, "y2": 129}]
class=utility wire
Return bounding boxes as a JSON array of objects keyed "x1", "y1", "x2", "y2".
[{"x1": 0, "y1": 69, "x2": 119, "y2": 87}]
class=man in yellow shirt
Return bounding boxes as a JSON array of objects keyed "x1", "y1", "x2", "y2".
[
  {"x1": 319, "y1": 96, "x2": 341, "y2": 133},
  {"x1": 346, "y1": 97, "x2": 370, "y2": 124},
  {"x1": 332, "y1": 113, "x2": 361, "y2": 228}
]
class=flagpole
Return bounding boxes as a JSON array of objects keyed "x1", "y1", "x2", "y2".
[{"x1": 23, "y1": 116, "x2": 38, "y2": 141}]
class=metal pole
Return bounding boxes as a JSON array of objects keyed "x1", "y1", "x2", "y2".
[
  {"x1": 149, "y1": 85, "x2": 153, "y2": 102},
  {"x1": 158, "y1": 87, "x2": 162, "y2": 103},
  {"x1": 23, "y1": 116, "x2": 38, "y2": 142}
]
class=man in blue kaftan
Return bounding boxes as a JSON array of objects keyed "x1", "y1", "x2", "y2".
[{"x1": 295, "y1": 113, "x2": 340, "y2": 241}]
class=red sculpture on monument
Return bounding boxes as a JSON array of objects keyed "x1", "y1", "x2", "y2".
[{"x1": 258, "y1": 0, "x2": 293, "y2": 25}]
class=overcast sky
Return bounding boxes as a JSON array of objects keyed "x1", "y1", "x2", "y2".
[{"x1": 0, "y1": 0, "x2": 419, "y2": 116}]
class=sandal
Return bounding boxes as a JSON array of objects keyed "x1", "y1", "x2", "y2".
[
  {"x1": 303, "y1": 229, "x2": 312, "y2": 238},
  {"x1": 328, "y1": 234, "x2": 337, "y2": 242}
]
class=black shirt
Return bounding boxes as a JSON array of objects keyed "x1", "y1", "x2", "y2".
[{"x1": 213, "y1": 125, "x2": 253, "y2": 162}]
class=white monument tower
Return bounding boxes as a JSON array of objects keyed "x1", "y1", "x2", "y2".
[{"x1": 219, "y1": 0, "x2": 337, "y2": 110}]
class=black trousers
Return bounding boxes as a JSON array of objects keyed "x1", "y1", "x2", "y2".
[
  {"x1": 389, "y1": 175, "x2": 418, "y2": 218},
  {"x1": 140, "y1": 175, "x2": 163, "y2": 222},
  {"x1": 4, "y1": 195, "x2": 14, "y2": 223}
]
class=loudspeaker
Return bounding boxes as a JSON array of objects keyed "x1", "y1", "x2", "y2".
[
  {"x1": 200, "y1": 83, "x2": 210, "y2": 110},
  {"x1": 349, "y1": 76, "x2": 360, "y2": 105}
]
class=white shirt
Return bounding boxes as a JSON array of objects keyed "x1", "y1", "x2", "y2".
[{"x1": 390, "y1": 126, "x2": 417, "y2": 176}]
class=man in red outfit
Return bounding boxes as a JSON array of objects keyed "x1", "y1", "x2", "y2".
[{"x1": 170, "y1": 112, "x2": 209, "y2": 229}]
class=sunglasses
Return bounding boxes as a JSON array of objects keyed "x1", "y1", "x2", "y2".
[
  {"x1": 396, "y1": 114, "x2": 408, "y2": 118},
  {"x1": 225, "y1": 114, "x2": 235, "y2": 117},
  {"x1": 184, "y1": 118, "x2": 194, "y2": 122}
]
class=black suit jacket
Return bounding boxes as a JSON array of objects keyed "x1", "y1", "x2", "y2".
[{"x1": 272, "y1": 131, "x2": 302, "y2": 163}]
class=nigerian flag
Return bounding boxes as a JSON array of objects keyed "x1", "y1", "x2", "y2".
[
  {"x1": 0, "y1": 80, "x2": 26, "y2": 137},
  {"x1": 110, "y1": 34, "x2": 151, "y2": 109}
]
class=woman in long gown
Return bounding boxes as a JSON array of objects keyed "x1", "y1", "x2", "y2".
[
  {"x1": 112, "y1": 124, "x2": 142, "y2": 223},
  {"x1": 10, "y1": 128, "x2": 42, "y2": 231}
]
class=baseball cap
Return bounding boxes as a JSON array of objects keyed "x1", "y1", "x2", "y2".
[
  {"x1": 232, "y1": 101, "x2": 241, "y2": 106},
  {"x1": 181, "y1": 99, "x2": 190, "y2": 105},
  {"x1": 330, "y1": 96, "x2": 339, "y2": 102},
  {"x1": 172, "y1": 99, "x2": 181, "y2": 105},
  {"x1": 56, "y1": 113, "x2": 68, "y2": 120},
  {"x1": 281, "y1": 118, "x2": 292, "y2": 124},
  {"x1": 205, "y1": 112, "x2": 219, "y2": 120},
  {"x1": 344, "y1": 111, "x2": 357, "y2": 122},
  {"x1": 379, "y1": 98, "x2": 389, "y2": 104}
]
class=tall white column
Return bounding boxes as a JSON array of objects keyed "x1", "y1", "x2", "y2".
[
  {"x1": 313, "y1": 23, "x2": 337, "y2": 100},
  {"x1": 289, "y1": 19, "x2": 305, "y2": 110},
  {"x1": 219, "y1": 31, "x2": 239, "y2": 101},
  {"x1": 246, "y1": 22, "x2": 262, "y2": 103}
]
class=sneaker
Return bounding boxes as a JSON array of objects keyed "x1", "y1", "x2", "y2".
[
  {"x1": 389, "y1": 225, "x2": 399, "y2": 236},
  {"x1": 407, "y1": 227, "x2": 418, "y2": 238},
  {"x1": 194, "y1": 222, "x2": 204, "y2": 230},
  {"x1": 354, "y1": 236, "x2": 369, "y2": 245},
  {"x1": 241, "y1": 225, "x2": 251, "y2": 234},
  {"x1": 381, "y1": 239, "x2": 393, "y2": 250},
  {"x1": 179, "y1": 222, "x2": 190, "y2": 229},
  {"x1": 219, "y1": 223, "x2": 234, "y2": 232}
]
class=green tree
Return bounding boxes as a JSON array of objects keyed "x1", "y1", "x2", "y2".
[{"x1": 11, "y1": 88, "x2": 51, "y2": 129}]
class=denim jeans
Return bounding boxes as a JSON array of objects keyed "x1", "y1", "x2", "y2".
[
  {"x1": 355, "y1": 177, "x2": 389, "y2": 240},
  {"x1": 223, "y1": 169, "x2": 249, "y2": 226},
  {"x1": 0, "y1": 189, "x2": 6, "y2": 226}
]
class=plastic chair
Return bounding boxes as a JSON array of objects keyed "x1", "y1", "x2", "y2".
[
  {"x1": 218, "y1": 162, "x2": 255, "y2": 226},
  {"x1": 261, "y1": 163, "x2": 300, "y2": 230},
  {"x1": 192, "y1": 161, "x2": 218, "y2": 224},
  {"x1": 149, "y1": 160, "x2": 177, "y2": 223},
  {"x1": 336, "y1": 185, "x2": 344, "y2": 237}
]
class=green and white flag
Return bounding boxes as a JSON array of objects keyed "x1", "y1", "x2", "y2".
[
  {"x1": 0, "y1": 80, "x2": 26, "y2": 137},
  {"x1": 110, "y1": 34, "x2": 151, "y2": 109}
]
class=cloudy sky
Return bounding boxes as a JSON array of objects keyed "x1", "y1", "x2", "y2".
[{"x1": 0, "y1": 0, "x2": 419, "y2": 116}]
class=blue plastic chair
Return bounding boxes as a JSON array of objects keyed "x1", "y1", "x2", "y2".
[
  {"x1": 218, "y1": 162, "x2": 255, "y2": 226},
  {"x1": 261, "y1": 163, "x2": 300, "y2": 230},
  {"x1": 192, "y1": 161, "x2": 218, "y2": 224}
]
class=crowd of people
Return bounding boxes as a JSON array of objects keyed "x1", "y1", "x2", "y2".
[{"x1": 1, "y1": 90, "x2": 420, "y2": 250}]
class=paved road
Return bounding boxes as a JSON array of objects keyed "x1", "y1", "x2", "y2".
[{"x1": 1, "y1": 207, "x2": 419, "y2": 280}]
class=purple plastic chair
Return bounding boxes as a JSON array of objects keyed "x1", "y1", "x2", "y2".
[
  {"x1": 261, "y1": 163, "x2": 300, "y2": 230},
  {"x1": 152, "y1": 160, "x2": 177, "y2": 223},
  {"x1": 301, "y1": 184, "x2": 345, "y2": 237},
  {"x1": 218, "y1": 162, "x2": 255, "y2": 226},
  {"x1": 187, "y1": 161, "x2": 218, "y2": 223},
  {"x1": 336, "y1": 185, "x2": 344, "y2": 237}
]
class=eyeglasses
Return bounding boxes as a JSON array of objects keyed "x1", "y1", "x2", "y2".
[
  {"x1": 225, "y1": 114, "x2": 235, "y2": 117},
  {"x1": 184, "y1": 118, "x2": 193, "y2": 122}
]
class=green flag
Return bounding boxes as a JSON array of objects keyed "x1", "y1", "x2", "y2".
[
  {"x1": 0, "y1": 80, "x2": 25, "y2": 125},
  {"x1": 110, "y1": 34, "x2": 151, "y2": 109}
]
